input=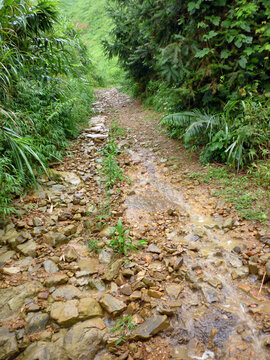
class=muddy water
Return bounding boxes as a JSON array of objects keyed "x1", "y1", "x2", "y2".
[{"x1": 123, "y1": 148, "x2": 269, "y2": 359}]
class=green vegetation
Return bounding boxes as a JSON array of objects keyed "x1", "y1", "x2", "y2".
[
  {"x1": 61, "y1": 0, "x2": 124, "y2": 86},
  {"x1": 105, "y1": 0, "x2": 270, "y2": 171},
  {"x1": 99, "y1": 119, "x2": 128, "y2": 190},
  {"x1": 110, "y1": 316, "x2": 136, "y2": 344},
  {"x1": 100, "y1": 138, "x2": 125, "y2": 189},
  {"x1": 161, "y1": 100, "x2": 270, "y2": 170},
  {"x1": 87, "y1": 238, "x2": 101, "y2": 253},
  {"x1": 189, "y1": 165, "x2": 270, "y2": 222},
  {"x1": 0, "y1": 0, "x2": 94, "y2": 216},
  {"x1": 109, "y1": 219, "x2": 147, "y2": 255}
]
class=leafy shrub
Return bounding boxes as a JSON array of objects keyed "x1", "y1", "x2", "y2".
[{"x1": 161, "y1": 99, "x2": 270, "y2": 170}]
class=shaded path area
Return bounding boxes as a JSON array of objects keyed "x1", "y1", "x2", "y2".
[{"x1": 0, "y1": 89, "x2": 269, "y2": 360}]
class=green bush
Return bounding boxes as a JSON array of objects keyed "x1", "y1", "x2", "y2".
[{"x1": 161, "y1": 99, "x2": 270, "y2": 170}]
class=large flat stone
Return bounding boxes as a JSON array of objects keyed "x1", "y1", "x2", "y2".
[
  {"x1": 17, "y1": 240, "x2": 37, "y2": 257},
  {"x1": 50, "y1": 300, "x2": 79, "y2": 327},
  {"x1": 25, "y1": 312, "x2": 49, "y2": 334},
  {"x1": 43, "y1": 259, "x2": 59, "y2": 273},
  {"x1": 78, "y1": 298, "x2": 103, "y2": 320},
  {"x1": 51, "y1": 285, "x2": 82, "y2": 300},
  {"x1": 78, "y1": 258, "x2": 100, "y2": 274},
  {"x1": 102, "y1": 259, "x2": 123, "y2": 281},
  {"x1": 100, "y1": 294, "x2": 126, "y2": 316},
  {"x1": 0, "y1": 282, "x2": 43, "y2": 320},
  {"x1": 0, "y1": 327, "x2": 18, "y2": 360},
  {"x1": 20, "y1": 341, "x2": 67, "y2": 360},
  {"x1": 44, "y1": 274, "x2": 68, "y2": 287},
  {"x1": 0, "y1": 250, "x2": 15, "y2": 266},
  {"x1": 64, "y1": 319, "x2": 105, "y2": 360},
  {"x1": 132, "y1": 315, "x2": 169, "y2": 340},
  {"x1": 43, "y1": 232, "x2": 67, "y2": 247}
]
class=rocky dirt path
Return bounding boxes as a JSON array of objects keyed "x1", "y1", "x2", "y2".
[{"x1": 0, "y1": 88, "x2": 269, "y2": 360}]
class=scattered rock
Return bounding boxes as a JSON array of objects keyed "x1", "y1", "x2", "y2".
[
  {"x1": 89, "y1": 279, "x2": 106, "y2": 292},
  {"x1": 99, "y1": 226, "x2": 115, "y2": 238},
  {"x1": 222, "y1": 217, "x2": 234, "y2": 229},
  {"x1": 43, "y1": 232, "x2": 67, "y2": 247},
  {"x1": 25, "y1": 312, "x2": 49, "y2": 334},
  {"x1": 2, "y1": 266, "x2": 21, "y2": 275},
  {"x1": 0, "y1": 327, "x2": 18, "y2": 360},
  {"x1": 265, "y1": 261, "x2": 270, "y2": 278},
  {"x1": 33, "y1": 217, "x2": 43, "y2": 227},
  {"x1": 61, "y1": 224, "x2": 77, "y2": 236},
  {"x1": 166, "y1": 284, "x2": 183, "y2": 299},
  {"x1": 51, "y1": 285, "x2": 82, "y2": 300},
  {"x1": 44, "y1": 274, "x2": 68, "y2": 287},
  {"x1": 99, "y1": 250, "x2": 112, "y2": 264},
  {"x1": 200, "y1": 284, "x2": 219, "y2": 303},
  {"x1": 78, "y1": 298, "x2": 103, "y2": 320},
  {"x1": 248, "y1": 262, "x2": 259, "y2": 275},
  {"x1": 231, "y1": 267, "x2": 249, "y2": 280},
  {"x1": 63, "y1": 319, "x2": 105, "y2": 360},
  {"x1": 0, "y1": 250, "x2": 15, "y2": 265},
  {"x1": 147, "y1": 244, "x2": 162, "y2": 254},
  {"x1": 100, "y1": 294, "x2": 126, "y2": 315},
  {"x1": 132, "y1": 315, "x2": 169, "y2": 340},
  {"x1": 147, "y1": 289, "x2": 162, "y2": 298},
  {"x1": 120, "y1": 284, "x2": 132, "y2": 296},
  {"x1": 17, "y1": 239, "x2": 37, "y2": 257},
  {"x1": 50, "y1": 300, "x2": 79, "y2": 327},
  {"x1": 20, "y1": 341, "x2": 67, "y2": 360},
  {"x1": 264, "y1": 335, "x2": 270, "y2": 347},
  {"x1": 43, "y1": 259, "x2": 59, "y2": 273},
  {"x1": 78, "y1": 258, "x2": 99, "y2": 274},
  {"x1": 103, "y1": 259, "x2": 123, "y2": 281},
  {"x1": 63, "y1": 247, "x2": 78, "y2": 262}
]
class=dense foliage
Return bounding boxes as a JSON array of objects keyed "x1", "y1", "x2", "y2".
[
  {"x1": 105, "y1": 0, "x2": 270, "y2": 108},
  {"x1": 105, "y1": 0, "x2": 270, "y2": 169},
  {"x1": 0, "y1": 0, "x2": 94, "y2": 215}
]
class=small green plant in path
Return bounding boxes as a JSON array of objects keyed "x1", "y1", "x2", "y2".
[
  {"x1": 87, "y1": 239, "x2": 101, "y2": 253},
  {"x1": 110, "y1": 316, "x2": 136, "y2": 345},
  {"x1": 108, "y1": 219, "x2": 147, "y2": 255},
  {"x1": 99, "y1": 121, "x2": 129, "y2": 190}
]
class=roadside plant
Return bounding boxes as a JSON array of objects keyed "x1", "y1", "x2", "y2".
[
  {"x1": 110, "y1": 316, "x2": 136, "y2": 345},
  {"x1": 87, "y1": 239, "x2": 101, "y2": 253},
  {"x1": 108, "y1": 219, "x2": 147, "y2": 255},
  {"x1": 99, "y1": 137, "x2": 125, "y2": 189}
]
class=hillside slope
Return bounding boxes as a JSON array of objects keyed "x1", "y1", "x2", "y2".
[{"x1": 62, "y1": 0, "x2": 124, "y2": 86}]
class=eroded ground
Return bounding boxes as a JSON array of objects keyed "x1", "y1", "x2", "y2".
[{"x1": 0, "y1": 88, "x2": 269, "y2": 360}]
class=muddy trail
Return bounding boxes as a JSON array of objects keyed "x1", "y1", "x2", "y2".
[{"x1": 0, "y1": 88, "x2": 270, "y2": 360}]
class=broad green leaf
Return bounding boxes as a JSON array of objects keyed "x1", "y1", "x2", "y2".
[
  {"x1": 239, "y1": 56, "x2": 247, "y2": 69},
  {"x1": 220, "y1": 49, "x2": 231, "y2": 59},
  {"x1": 195, "y1": 48, "x2": 213, "y2": 58}
]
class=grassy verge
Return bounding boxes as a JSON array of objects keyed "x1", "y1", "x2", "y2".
[{"x1": 189, "y1": 162, "x2": 270, "y2": 223}]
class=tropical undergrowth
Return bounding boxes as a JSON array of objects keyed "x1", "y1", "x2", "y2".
[
  {"x1": 105, "y1": 0, "x2": 270, "y2": 172},
  {"x1": 160, "y1": 99, "x2": 270, "y2": 170},
  {"x1": 0, "y1": 0, "x2": 96, "y2": 216}
]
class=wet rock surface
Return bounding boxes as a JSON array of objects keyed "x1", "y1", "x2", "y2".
[{"x1": 0, "y1": 88, "x2": 269, "y2": 360}]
